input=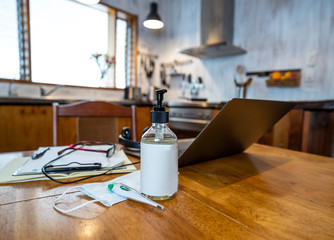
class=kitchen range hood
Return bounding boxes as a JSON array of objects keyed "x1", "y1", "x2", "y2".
[{"x1": 180, "y1": 0, "x2": 246, "y2": 58}]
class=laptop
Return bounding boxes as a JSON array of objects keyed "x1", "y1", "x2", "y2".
[{"x1": 178, "y1": 98, "x2": 296, "y2": 167}]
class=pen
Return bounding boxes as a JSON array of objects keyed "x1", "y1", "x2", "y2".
[
  {"x1": 32, "y1": 147, "x2": 50, "y2": 160},
  {"x1": 44, "y1": 162, "x2": 102, "y2": 172},
  {"x1": 108, "y1": 183, "x2": 164, "y2": 210}
]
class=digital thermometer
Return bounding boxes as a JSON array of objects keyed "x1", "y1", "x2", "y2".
[{"x1": 108, "y1": 183, "x2": 164, "y2": 210}]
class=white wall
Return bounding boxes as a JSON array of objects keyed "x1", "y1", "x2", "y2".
[
  {"x1": 234, "y1": 0, "x2": 334, "y2": 101},
  {"x1": 110, "y1": 0, "x2": 334, "y2": 102}
]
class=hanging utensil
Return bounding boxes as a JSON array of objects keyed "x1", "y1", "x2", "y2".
[
  {"x1": 160, "y1": 65, "x2": 169, "y2": 87},
  {"x1": 234, "y1": 77, "x2": 252, "y2": 98},
  {"x1": 144, "y1": 57, "x2": 155, "y2": 79},
  {"x1": 234, "y1": 65, "x2": 252, "y2": 98}
]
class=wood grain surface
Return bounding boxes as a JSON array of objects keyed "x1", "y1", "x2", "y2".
[
  {"x1": 133, "y1": 106, "x2": 151, "y2": 141},
  {"x1": 0, "y1": 106, "x2": 53, "y2": 152},
  {"x1": 0, "y1": 144, "x2": 333, "y2": 239}
]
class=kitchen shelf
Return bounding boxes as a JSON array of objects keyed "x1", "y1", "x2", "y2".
[
  {"x1": 246, "y1": 68, "x2": 301, "y2": 77},
  {"x1": 246, "y1": 69, "x2": 301, "y2": 87},
  {"x1": 266, "y1": 77, "x2": 301, "y2": 87}
]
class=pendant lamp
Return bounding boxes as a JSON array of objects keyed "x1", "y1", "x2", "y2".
[
  {"x1": 143, "y1": 2, "x2": 164, "y2": 29},
  {"x1": 75, "y1": 0, "x2": 100, "y2": 4}
]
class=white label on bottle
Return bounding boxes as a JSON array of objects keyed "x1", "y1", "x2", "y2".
[{"x1": 140, "y1": 142, "x2": 178, "y2": 196}]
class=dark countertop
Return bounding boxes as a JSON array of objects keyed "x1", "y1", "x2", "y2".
[
  {"x1": 167, "y1": 101, "x2": 221, "y2": 109},
  {"x1": 215, "y1": 99, "x2": 334, "y2": 111},
  {"x1": 0, "y1": 97, "x2": 76, "y2": 105},
  {"x1": 0, "y1": 97, "x2": 333, "y2": 110},
  {"x1": 0, "y1": 97, "x2": 153, "y2": 107},
  {"x1": 294, "y1": 100, "x2": 334, "y2": 110},
  {"x1": 0, "y1": 97, "x2": 220, "y2": 108}
]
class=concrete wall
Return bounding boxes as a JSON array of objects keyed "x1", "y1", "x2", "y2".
[
  {"x1": 108, "y1": 0, "x2": 334, "y2": 102},
  {"x1": 143, "y1": 0, "x2": 334, "y2": 102}
]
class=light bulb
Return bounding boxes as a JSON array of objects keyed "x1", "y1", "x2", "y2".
[
  {"x1": 75, "y1": 0, "x2": 100, "y2": 4},
  {"x1": 143, "y1": 19, "x2": 164, "y2": 29}
]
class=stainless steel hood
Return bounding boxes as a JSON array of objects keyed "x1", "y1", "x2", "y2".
[{"x1": 180, "y1": 0, "x2": 246, "y2": 58}]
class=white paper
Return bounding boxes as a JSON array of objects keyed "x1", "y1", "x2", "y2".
[{"x1": 13, "y1": 145, "x2": 125, "y2": 176}]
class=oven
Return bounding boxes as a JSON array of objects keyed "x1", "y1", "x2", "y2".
[{"x1": 168, "y1": 102, "x2": 217, "y2": 139}]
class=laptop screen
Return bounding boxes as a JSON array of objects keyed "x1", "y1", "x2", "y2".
[{"x1": 178, "y1": 98, "x2": 296, "y2": 167}]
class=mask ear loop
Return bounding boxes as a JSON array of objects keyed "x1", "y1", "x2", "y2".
[{"x1": 53, "y1": 186, "x2": 101, "y2": 213}]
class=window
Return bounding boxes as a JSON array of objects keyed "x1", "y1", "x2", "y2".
[
  {"x1": 115, "y1": 18, "x2": 128, "y2": 89},
  {"x1": 0, "y1": 0, "x2": 20, "y2": 80},
  {"x1": 0, "y1": 0, "x2": 137, "y2": 89}
]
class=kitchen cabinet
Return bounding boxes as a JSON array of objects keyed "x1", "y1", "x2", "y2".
[
  {"x1": 258, "y1": 109, "x2": 304, "y2": 151},
  {"x1": 302, "y1": 110, "x2": 334, "y2": 157},
  {"x1": 1, "y1": 100, "x2": 333, "y2": 157},
  {"x1": 258, "y1": 108, "x2": 334, "y2": 158},
  {"x1": 0, "y1": 105, "x2": 137, "y2": 152},
  {"x1": 0, "y1": 105, "x2": 54, "y2": 152}
]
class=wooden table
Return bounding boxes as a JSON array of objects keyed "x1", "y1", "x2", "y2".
[{"x1": 0, "y1": 144, "x2": 333, "y2": 239}]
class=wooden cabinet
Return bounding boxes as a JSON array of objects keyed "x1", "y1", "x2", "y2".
[
  {"x1": 258, "y1": 108, "x2": 334, "y2": 158},
  {"x1": 0, "y1": 105, "x2": 139, "y2": 152},
  {"x1": 301, "y1": 110, "x2": 334, "y2": 157},
  {"x1": 0, "y1": 105, "x2": 53, "y2": 152},
  {"x1": 1, "y1": 103, "x2": 333, "y2": 157},
  {"x1": 258, "y1": 109, "x2": 304, "y2": 151}
]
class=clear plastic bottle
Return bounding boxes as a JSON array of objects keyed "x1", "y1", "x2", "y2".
[{"x1": 140, "y1": 89, "x2": 178, "y2": 200}]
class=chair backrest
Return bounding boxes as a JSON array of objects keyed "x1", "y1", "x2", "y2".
[{"x1": 53, "y1": 101, "x2": 136, "y2": 146}]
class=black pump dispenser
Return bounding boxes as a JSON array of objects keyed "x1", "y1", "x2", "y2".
[{"x1": 151, "y1": 89, "x2": 169, "y2": 123}]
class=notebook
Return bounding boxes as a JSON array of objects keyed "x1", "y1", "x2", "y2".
[{"x1": 178, "y1": 98, "x2": 296, "y2": 167}]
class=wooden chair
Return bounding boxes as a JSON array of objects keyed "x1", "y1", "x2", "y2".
[{"x1": 52, "y1": 101, "x2": 136, "y2": 146}]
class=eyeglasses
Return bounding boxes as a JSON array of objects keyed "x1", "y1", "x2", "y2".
[{"x1": 58, "y1": 141, "x2": 116, "y2": 158}]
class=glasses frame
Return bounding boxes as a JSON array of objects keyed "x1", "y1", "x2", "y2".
[{"x1": 58, "y1": 141, "x2": 116, "y2": 158}]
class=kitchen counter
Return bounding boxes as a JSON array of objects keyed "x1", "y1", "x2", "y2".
[
  {"x1": 168, "y1": 99, "x2": 334, "y2": 110},
  {"x1": 0, "y1": 97, "x2": 152, "y2": 107},
  {"x1": 0, "y1": 96, "x2": 333, "y2": 110},
  {"x1": 0, "y1": 96, "x2": 219, "y2": 108},
  {"x1": 0, "y1": 97, "x2": 76, "y2": 105},
  {"x1": 294, "y1": 100, "x2": 334, "y2": 110},
  {"x1": 216, "y1": 99, "x2": 334, "y2": 110},
  {"x1": 167, "y1": 101, "x2": 221, "y2": 109}
]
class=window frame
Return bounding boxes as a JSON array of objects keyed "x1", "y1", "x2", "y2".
[{"x1": 0, "y1": 0, "x2": 138, "y2": 90}]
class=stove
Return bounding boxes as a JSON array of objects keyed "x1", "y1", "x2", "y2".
[{"x1": 167, "y1": 101, "x2": 221, "y2": 138}]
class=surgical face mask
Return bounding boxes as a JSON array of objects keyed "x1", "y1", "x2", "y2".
[{"x1": 53, "y1": 170, "x2": 140, "y2": 214}]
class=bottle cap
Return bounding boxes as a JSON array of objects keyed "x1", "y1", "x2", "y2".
[{"x1": 151, "y1": 89, "x2": 169, "y2": 123}]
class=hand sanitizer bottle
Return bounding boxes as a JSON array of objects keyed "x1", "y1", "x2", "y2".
[{"x1": 140, "y1": 89, "x2": 178, "y2": 200}]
